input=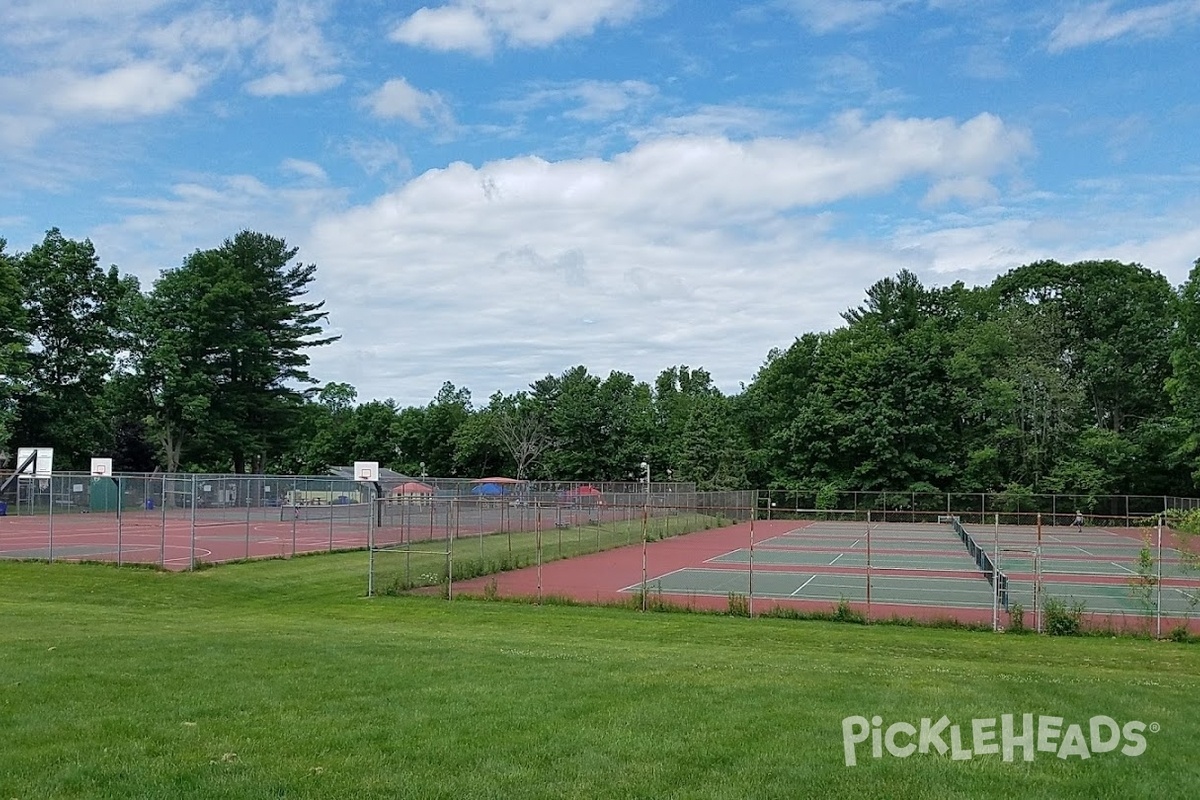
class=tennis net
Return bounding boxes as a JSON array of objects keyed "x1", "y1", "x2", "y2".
[{"x1": 947, "y1": 516, "x2": 1010, "y2": 610}]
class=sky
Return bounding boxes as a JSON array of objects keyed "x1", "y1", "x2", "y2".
[{"x1": 2, "y1": 0, "x2": 1199, "y2": 408}]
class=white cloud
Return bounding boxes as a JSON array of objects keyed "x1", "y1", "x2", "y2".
[
  {"x1": 391, "y1": 5, "x2": 494, "y2": 55},
  {"x1": 364, "y1": 78, "x2": 455, "y2": 127},
  {"x1": 50, "y1": 62, "x2": 204, "y2": 115},
  {"x1": 140, "y1": 9, "x2": 266, "y2": 59},
  {"x1": 0, "y1": 113, "x2": 55, "y2": 149},
  {"x1": 634, "y1": 105, "x2": 786, "y2": 139},
  {"x1": 503, "y1": 80, "x2": 658, "y2": 123},
  {"x1": 244, "y1": 1, "x2": 342, "y2": 96},
  {"x1": 1048, "y1": 0, "x2": 1200, "y2": 52},
  {"x1": 284, "y1": 111, "x2": 1032, "y2": 402},
  {"x1": 563, "y1": 80, "x2": 657, "y2": 121},
  {"x1": 282, "y1": 158, "x2": 328, "y2": 182},
  {"x1": 780, "y1": 0, "x2": 897, "y2": 33},
  {"x1": 391, "y1": 0, "x2": 647, "y2": 55},
  {"x1": 91, "y1": 173, "x2": 347, "y2": 284},
  {"x1": 340, "y1": 138, "x2": 414, "y2": 179},
  {"x1": 0, "y1": 1, "x2": 343, "y2": 152},
  {"x1": 922, "y1": 175, "x2": 1000, "y2": 206}
]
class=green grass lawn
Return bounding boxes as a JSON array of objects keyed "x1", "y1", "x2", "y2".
[{"x1": 1, "y1": 555, "x2": 1198, "y2": 799}]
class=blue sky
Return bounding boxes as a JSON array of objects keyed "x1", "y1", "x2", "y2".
[{"x1": 2, "y1": 0, "x2": 1199, "y2": 407}]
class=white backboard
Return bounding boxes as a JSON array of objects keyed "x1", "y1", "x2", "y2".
[
  {"x1": 354, "y1": 461, "x2": 379, "y2": 482},
  {"x1": 91, "y1": 457, "x2": 114, "y2": 477},
  {"x1": 16, "y1": 447, "x2": 54, "y2": 478}
]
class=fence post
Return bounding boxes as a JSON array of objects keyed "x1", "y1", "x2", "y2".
[
  {"x1": 367, "y1": 495, "x2": 375, "y2": 597},
  {"x1": 1035, "y1": 513, "x2": 1043, "y2": 634},
  {"x1": 48, "y1": 475, "x2": 55, "y2": 563},
  {"x1": 1156, "y1": 516, "x2": 1163, "y2": 639},
  {"x1": 189, "y1": 475, "x2": 198, "y2": 570},
  {"x1": 116, "y1": 475, "x2": 124, "y2": 567},
  {"x1": 748, "y1": 514, "x2": 755, "y2": 618},
  {"x1": 640, "y1": 508, "x2": 648, "y2": 612},
  {"x1": 160, "y1": 476, "x2": 167, "y2": 568}
]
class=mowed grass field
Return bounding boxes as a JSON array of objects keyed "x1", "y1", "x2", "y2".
[{"x1": 2, "y1": 555, "x2": 1199, "y2": 799}]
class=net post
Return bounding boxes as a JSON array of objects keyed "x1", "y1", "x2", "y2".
[{"x1": 993, "y1": 514, "x2": 1000, "y2": 632}]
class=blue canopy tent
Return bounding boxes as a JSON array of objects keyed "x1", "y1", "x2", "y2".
[{"x1": 471, "y1": 482, "x2": 504, "y2": 496}]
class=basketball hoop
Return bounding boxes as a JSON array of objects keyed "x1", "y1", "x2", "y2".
[{"x1": 353, "y1": 461, "x2": 379, "y2": 483}]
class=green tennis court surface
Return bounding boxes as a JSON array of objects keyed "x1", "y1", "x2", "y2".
[
  {"x1": 624, "y1": 565, "x2": 1200, "y2": 617},
  {"x1": 625, "y1": 568, "x2": 1000, "y2": 609},
  {"x1": 619, "y1": 517, "x2": 1200, "y2": 620}
]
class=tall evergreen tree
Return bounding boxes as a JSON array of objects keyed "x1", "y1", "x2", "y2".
[{"x1": 138, "y1": 231, "x2": 338, "y2": 473}]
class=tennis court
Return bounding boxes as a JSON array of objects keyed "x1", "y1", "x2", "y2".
[{"x1": 455, "y1": 516, "x2": 1200, "y2": 631}]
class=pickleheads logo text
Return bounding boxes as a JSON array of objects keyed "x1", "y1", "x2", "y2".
[{"x1": 841, "y1": 714, "x2": 1157, "y2": 767}]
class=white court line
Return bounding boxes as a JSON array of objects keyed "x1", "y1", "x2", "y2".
[
  {"x1": 703, "y1": 547, "x2": 750, "y2": 565},
  {"x1": 1173, "y1": 587, "x2": 1200, "y2": 604},
  {"x1": 848, "y1": 538, "x2": 863, "y2": 549},
  {"x1": 828, "y1": 553, "x2": 844, "y2": 565},
  {"x1": 791, "y1": 575, "x2": 817, "y2": 596},
  {"x1": 617, "y1": 566, "x2": 693, "y2": 593},
  {"x1": 1074, "y1": 545, "x2": 1096, "y2": 556},
  {"x1": 1110, "y1": 562, "x2": 1135, "y2": 574}
]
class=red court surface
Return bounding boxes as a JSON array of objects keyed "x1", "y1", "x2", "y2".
[{"x1": 0, "y1": 512, "x2": 370, "y2": 569}]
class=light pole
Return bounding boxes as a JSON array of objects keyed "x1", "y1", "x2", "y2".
[{"x1": 640, "y1": 460, "x2": 650, "y2": 507}]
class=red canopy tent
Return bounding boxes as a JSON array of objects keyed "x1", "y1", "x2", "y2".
[{"x1": 391, "y1": 481, "x2": 434, "y2": 495}]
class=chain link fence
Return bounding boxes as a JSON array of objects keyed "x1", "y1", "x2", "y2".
[
  {"x1": 0, "y1": 472, "x2": 698, "y2": 570},
  {"x1": 380, "y1": 492, "x2": 1200, "y2": 635}
]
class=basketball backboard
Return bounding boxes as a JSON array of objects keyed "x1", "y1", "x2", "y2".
[
  {"x1": 16, "y1": 447, "x2": 54, "y2": 478},
  {"x1": 91, "y1": 457, "x2": 114, "y2": 477},
  {"x1": 354, "y1": 461, "x2": 379, "y2": 482}
]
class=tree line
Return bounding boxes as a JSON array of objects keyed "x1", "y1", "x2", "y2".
[{"x1": 1, "y1": 228, "x2": 1198, "y2": 497}]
